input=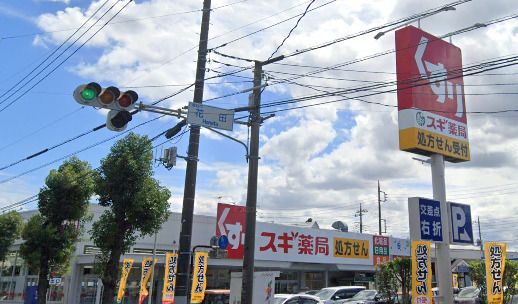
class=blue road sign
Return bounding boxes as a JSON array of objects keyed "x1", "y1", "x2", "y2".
[
  {"x1": 418, "y1": 198, "x2": 443, "y2": 242},
  {"x1": 218, "y1": 235, "x2": 229, "y2": 249},
  {"x1": 449, "y1": 202, "x2": 473, "y2": 245}
]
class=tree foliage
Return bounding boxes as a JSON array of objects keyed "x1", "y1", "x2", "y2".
[
  {"x1": 19, "y1": 157, "x2": 95, "y2": 304},
  {"x1": 468, "y1": 260, "x2": 518, "y2": 304},
  {"x1": 374, "y1": 258, "x2": 411, "y2": 304},
  {"x1": 375, "y1": 262, "x2": 398, "y2": 303},
  {"x1": 90, "y1": 133, "x2": 171, "y2": 304},
  {"x1": 0, "y1": 211, "x2": 23, "y2": 262}
]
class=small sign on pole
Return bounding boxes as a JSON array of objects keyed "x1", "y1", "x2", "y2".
[{"x1": 187, "y1": 102, "x2": 235, "y2": 131}]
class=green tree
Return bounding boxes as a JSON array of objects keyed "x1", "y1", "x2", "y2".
[
  {"x1": 392, "y1": 258, "x2": 411, "y2": 304},
  {"x1": 374, "y1": 258, "x2": 411, "y2": 304},
  {"x1": 0, "y1": 211, "x2": 23, "y2": 262},
  {"x1": 503, "y1": 261, "x2": 518, "y2": 304},
  {"x1": 375, "y1": 262, "x2": 398, "y2": 303},
  {"x1": 91, "y1": 133, "x2": 171, "y2": 304},
  {"x1": 19, "y1": 157, "x2": 95, "y2": 304},
  {"x1": 468, "y1": 260, "x2": 518, "y2": 304}
]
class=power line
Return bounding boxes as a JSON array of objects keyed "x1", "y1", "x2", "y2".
[
  {"x1": 0, "y1": 0, "x2": 114, "y2": 105},
  {"x1": 0, "y1": 0, "x2": 250, "y2": 41},
  {"x1": 0, "y1": 0, "x2": 134, "y2": 114},
  {"x1": 0, "y1": 124, "x2": 188, "y2": 213},
  {"x1": 267, "y1": 0, "x2": 316, "y2": 60}
]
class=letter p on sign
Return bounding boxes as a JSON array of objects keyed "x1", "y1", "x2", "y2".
[{"x1": 449, "y1": 202, "x2": 474, "y2": 245}]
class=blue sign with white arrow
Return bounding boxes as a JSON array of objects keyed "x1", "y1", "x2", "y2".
[{"x1": 449, "y1": 202, "x2": 473, "y2": 245}]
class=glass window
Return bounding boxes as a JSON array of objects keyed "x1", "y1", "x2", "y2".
[{"x1": 285, "y1": 298, "x2": 299, "y2": 304}]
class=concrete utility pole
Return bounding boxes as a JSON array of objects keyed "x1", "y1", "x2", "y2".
[
  {"x1": 241, "y1": 55, "x2": 283, "y2": 304},
  {"x1": 175, "y1": 0, "x2": 211, "y2": 303},
  {"x1": 430, "y1": 154, "x2": 454, "y2": 304},
  {"x1": 355, "y1": 203, "x2": 368, "y2": 234},
  {"x1": 476, "y1": 216, "x2": 483, "y2": 258},
  {"x1": 378, "y1": 181, "x2": 381, "y2": 235},
  {"x1": 377, "y1": 180, "x2": 387, "y2": 235}
]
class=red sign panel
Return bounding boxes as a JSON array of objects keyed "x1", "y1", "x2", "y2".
[
  {"x1": 216, "y1": 203, "x2": 246, "y2": 259},
  {"x1": 395, "y1": 26, "x2": 470, "y2": 162},
  {"x1": 396, "y1": 25, "x2": 466, "y2": 123}
]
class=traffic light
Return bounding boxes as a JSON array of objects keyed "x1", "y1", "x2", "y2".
[{"x1": 73, "y1": 82, "x2": 139, "y2": 131}]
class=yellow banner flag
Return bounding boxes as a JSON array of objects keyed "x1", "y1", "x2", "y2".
[
  {"x1": 116, "y1": 258, "x2": 134, "y2": 303},
  {"x1": 162, "y1": 251, "x2": 179, "y2": 304},
  {"x1": 411, "y1": 240, "x2": 432, "y2": 304},
  {"x1": 485, "y1": 242, "x2": 507, "y2": 304},
  {"x1": 190, "y1": 251, "x2": 209, "y2": 304},
  {"x1": 139, "y1": 257, "x2": 156, "y2": 304}
]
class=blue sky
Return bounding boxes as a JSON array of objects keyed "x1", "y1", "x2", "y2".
[{"x1": 1, "y1": 0, "x2": 518, "y2": 249}]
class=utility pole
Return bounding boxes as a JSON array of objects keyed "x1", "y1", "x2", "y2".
[
  {"x1": 377, "y1": 180, "x2": 387, "y2": 235},
  {"x1": 241, "y1": 56, "x2": 283, "y2": 304},
  {"x1": 175, "y1": 1, "x2": 211, "y2": 303},
  {"x1": 355, "y1": 203, "x2": 368, "y2": 234},
  {"x1": 476, "y1": 216, "x2": 483, "y2": 257}
]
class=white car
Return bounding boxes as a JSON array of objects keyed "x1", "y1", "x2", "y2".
[
  {"x1": 273, "y1": 293, "x2": 325, "y2": 304},
  {"x1": 315, "y1": 286, "x2": 366, "y2": 304}
]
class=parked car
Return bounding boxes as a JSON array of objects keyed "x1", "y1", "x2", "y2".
[
  {"x1": 315, "y1": 286, "x2": 366, "y2": 304},
  {"x1": 202, "y1": 289, "x2": 230, "y2": 304},
  {"x1": 336, "y1": 290, "x2": 390, "y2": 304},
  {"x1": 454, "y1": 286, "x2": 481, "y2": 304},
  {"x1": 274, "y1": 293, "x2": 324, "y2": 304}
]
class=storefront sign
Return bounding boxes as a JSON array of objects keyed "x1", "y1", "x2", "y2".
[
  {"x1": 396, "y1": 25, "x2": 469, "y2": 162},
  {"x1": 117, "y1": 258, "x2": 134, "y2": 303},
  {"x1": 411, "y1": 240, "x2": 432, "y2": 304},
  {"x1": 162, "y1": 251, "x2": 178, "y2": 304},
  {"x1": 485, "y1": 242, "x2": 506, "y2": 304},
  {"x1": 138, "y1": 257, "x2": 156, "y2": 304},
  {"x1": 191, "y1": 251, "x2": 209, "y2": 304},
  {"x1": 373, "y1": 235, "x2": 390, "y2": 266},
  {"x1": 390, "y1": 237, "x2": 411, "y2": 257},
  {"x1": 256, "y1": 222, "x2": 372, "y2": 265},
  {"x1": 216, "y1": 203, "x2": 246, "y2": 259}
]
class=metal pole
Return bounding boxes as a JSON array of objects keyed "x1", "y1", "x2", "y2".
[
  {"x1": 148, "y1": 233, "x2": 158, "y2": 304},
  {"x1": 378, "y1": 180, "x2": 382, "y2": 235},
  {"x1": 430, "y1": 154, "x2": 454, "y2": 304},
  {"x1": 241, "y1": 61, "x2": 263, "y2": 304},
  {"x1": 175, "y1": 1, "x2": 211, "y2": 303},
  {"x1": 8, "y1": 251, "x2": 17, "y2": 300},
  {"x1": 477, "y1": 217, "x2": 483, "y2": 253}
]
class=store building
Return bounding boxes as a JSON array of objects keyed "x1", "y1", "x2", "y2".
[{"x1": 0, "y1": 204, "x2": 515, "y2": 304}]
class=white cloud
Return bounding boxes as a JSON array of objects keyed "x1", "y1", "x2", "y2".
[{"x1": 33, "y1": 0, "x2": 518, "y2": 249}]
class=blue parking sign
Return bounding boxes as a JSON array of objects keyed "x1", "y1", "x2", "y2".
[
  {"x1": 449, "y1": 202, "x2": 473, "y2": 245},
  {"x1": 418, "y1": 198, "x2": 443, "y2": 242}
]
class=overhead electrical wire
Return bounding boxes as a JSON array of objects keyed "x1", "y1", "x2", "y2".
[
  {"x1": 0, "y1": 0, "x2": 250, "y2": 41},
  {"x1": 0, "y1": 124, "x2": 189, "y2": 213},
  {"x1": 267, "y1": 0, "x2": 316, "y2": 60},
  {"x1": 0, "y1": 0, "x2": 113, "y2": 103},
  {"x1": 0, "y1": 0, "x2": 134, "y2": 114}
]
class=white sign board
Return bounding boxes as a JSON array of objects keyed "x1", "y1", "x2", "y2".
[
  {"x1": 255, "y1": 222, "x2": 373, "y2": 265},
  {"x1": 187, "y1": 102, "x2": 234, "y2": 131},
  {"x1": 390, "y1": 237, "x2": 411, "y2": 257},
  {"x1": 230, "y1": 271, "x2": 280, "y2": 304}
]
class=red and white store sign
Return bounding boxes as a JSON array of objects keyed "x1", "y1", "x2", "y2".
[
  {"x1": 216, "y1": 203, "x2": 374, "y2": 265},
  {"x1": 255, "y1": 222, "x2": 373, "y2": 266},
  {"x1": 216, "y1": 203, "x2": 246, "y2": 259},
  {"x1": 395, "y1": 25, "x2": 470, "y2": 162}
]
